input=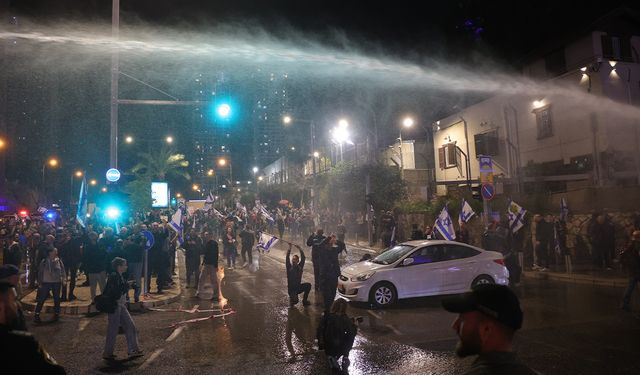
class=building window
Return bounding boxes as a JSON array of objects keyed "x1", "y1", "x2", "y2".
[
  {"x1": 601, "y1": 35, "x2": 632, "y2": 62},
  {"x1": 474, "y1": 129, "x2": 499, "y2": 157},
  {"x1": 533, "y1": 105, "x2": 553, "y2": 139},
  {"x1": 438, "y1": 143, "x2": 458, "y2": 169}
]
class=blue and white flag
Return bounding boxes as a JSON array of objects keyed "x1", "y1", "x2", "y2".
[
  {"x1": 507, "y1": 200, "x2": 526, "y2": 233},
  {"x1": 211, "y1": 207, "x2": 225, "y2": 220},
  {"x1": 459, "y1": 199, "x2": 476, "y2": 224},
  {"x1": 256, "y1": 202, "x2": 274, "y2": 223},
  {"x1": 203, "y1": 191, "x2": 215, "y2": 212},
  {"x1": 76, "y1": 177, "x2": 88, "y2": 227},
  {"x1": 257, "y1": 232, "x2": 279, "y2": 252},
  {"x1": 236, "y1": 201, "x2": 248, "y2": 217},
  {"x1": 435, "y1": 207, "x2": 456, "y2": 241},
  {"x1": 560, "y1": 197, "x2": 569, "y2": 222},
  {"x1": 169, "y1": 207, "x2": 184, "y2": 246}
]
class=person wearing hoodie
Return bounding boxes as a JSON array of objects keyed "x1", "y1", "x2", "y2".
[{"x1": 34, "y1": 246, "x2": 65, "y2": 324}]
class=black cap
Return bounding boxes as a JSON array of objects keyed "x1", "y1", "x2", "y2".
[{"x1": 442, "y1": 284, "x2": 523, "y2": 331}]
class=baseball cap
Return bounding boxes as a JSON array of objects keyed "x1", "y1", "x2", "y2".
[
  {"x1": 0, "y1": 264, "x2": 20, "y2": 279},
  {"x1": 441, "y1": 284, "x2": 523, "y2": 331}
]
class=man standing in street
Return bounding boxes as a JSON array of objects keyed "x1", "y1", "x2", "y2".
[
  {"x1": 239, "y1": 226, "x2": 255, "y2": 268},
  {"x1": 183, "y1": 229, "x2": 203, "y2": 288},
  {"x1": 442, "y1": 284, "x2": 538, "y2": 374},
  {"x1": 306, "y1": 228, "x2": 326, "y2": 291},
  {"x1": 319, "y1": 234, "x2": 342, "y2": 312},
  {"x1": 286, "y1": 243, "x2": 311, "y2": 307},
  {"x1": 620, "y1": 230, "x2": 640, "y2": 312},
  {"x1": 196, "y1": 232, "x2": 220, "y2": 301}
]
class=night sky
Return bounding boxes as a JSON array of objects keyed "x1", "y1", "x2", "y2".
[{"x1": 3, "y1": 0, "x2": 639, "y2": 202}]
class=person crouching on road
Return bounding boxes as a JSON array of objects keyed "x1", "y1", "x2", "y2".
[
  {"x1": 317, "y1": 298, "x2": 359, "y2": 374},
  {"x1": 102, "y1": 257, "x2": 143, "y2": 361},
  {"x1": 286, "y1": 243, "x2": 311, "y2": 307},
  {"x1": 34, "y1": 246, "x2": 65, "y2": 324}
]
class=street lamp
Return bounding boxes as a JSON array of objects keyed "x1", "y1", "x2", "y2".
[
  {"x1": 331, "y1": 119, "x2": 351, "y2": 162},
  {"x1": 176, "y1": 193, "x2": 182, "y2": 198},
  {"x1": 42, "y1": 157, "x2": 59, "y2": 189},
  {"x1": 252, "y1": 166, "x2": 259, "y2": 174},
  {"x1": 90, "y1": 179, "x2": 97, "y2": 186},
  {"x1": 125, "y1": 135, "x2": 134, "y2": 144},
  {"x1": 218, "y1": 157, "x2": 233, "y2": 186},
  {"x1": 192, "y1": 184, "x2": 200, "y2": 191},
  {"x1": 0, "y1": 138, "x2": 5, "y2": 149},
  {"x1": 166, "y1": 136, "x2": 174, "y2": 144},
  {"x1": 398, "y1": 116, "x2": 415, "y2": 179}
]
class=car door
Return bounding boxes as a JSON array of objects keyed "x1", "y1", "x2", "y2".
[
  {"x1": 441, "y1": 244, "x2": 481, "y2": 292},
  {"x1": 393, "y1": 245, "x2": 446, "y2": 297}
]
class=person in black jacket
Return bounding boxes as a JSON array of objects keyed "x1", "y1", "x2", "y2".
[
  {"x1": 0, "y1": 282, "x2": 66, "y2": 374},
  {"x1": 196, "y1": 232, "x2": 220, "y2": 301},
  {"x1": 239, "y1": 226, "x2": 255, "y2": 268},
  {"x1": 317, "y1": 298, "x2": 358, "y2": 374},
  {"x1": 286, "y1": 243, "x2": 311, "y2": 307},
  {"x1": 102, "y1": 257, "x2": 143, "y2": 361},
  {"x1": 82, "y1": 232, "x2": 107, "y2": 302},
  {"x1": 184, "y1": 229, "x2": 203, "y2": 288},
  {"x1": 306, "y1": 229, "x2": 326, "y2": 291},
  {"x1": 319, "y1": 234, "x2": 342, "y2": 312}
]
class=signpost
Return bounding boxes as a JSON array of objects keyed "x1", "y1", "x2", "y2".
[
  {"x1": 141, "y1": 230, "x2": 154, "y2": 296},
  {"x1": 105, "y1": 168, "x2": 121, "y2": 183},
  {"x1": 478, "y1": 156, "x2": 494, "y2": 226}
]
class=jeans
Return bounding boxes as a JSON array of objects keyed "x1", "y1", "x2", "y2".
[
  {"x1": 89, "y1": 272, "x2": 106, "y2": 302},
  {"x1": 103, "y1": 295, "x2": 141, "y2": 356},
  {"x1": 35, "y1": 282, "x2": 61, "y2": 314},
  {"x1": 225, "y1": 247, "x2": 236, "y2": 268},
  {"x1": 197, "y1": 265, "x2": 220, "y2": 300},
  {"x1": 288, "y1": 282, "x2": 311, "y2": 304},
  {"x1": 622, "y1": 276, "x2": 640, "y2": 309},
  {"x1": 128, "y1": 262, "x2": 143, "y2": 302},
  {"x1": 241, "y1": 246, "x2": 252, "y2": 264},
  {"x1": 63, "y1": 264, "x2": 79, "y2": 299}
]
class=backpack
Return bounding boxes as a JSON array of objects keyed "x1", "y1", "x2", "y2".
[{"x1": 94, "y1": 275, "x2": 118, "y2": 313}]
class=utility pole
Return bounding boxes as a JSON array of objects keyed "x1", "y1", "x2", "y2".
[{"x1": 110, "y1": 0, "x2": 120, "y2": 170}]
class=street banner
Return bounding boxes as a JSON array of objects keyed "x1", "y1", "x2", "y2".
[
  {"x1": 459, "y1": 198, "x2": 476, "y2": 224},
  {"x1": 76, "y1": 177, "x2": 88, "y2": 227},
  {"x1": 435, "y1": 206, "x2": 456, "y2": 241},
  {"x1": 507, "y1": 200, "x2": 526, "y2": 233},
  {"x1": 257, "y1": 232, "x2": 279, "y2": 252}
]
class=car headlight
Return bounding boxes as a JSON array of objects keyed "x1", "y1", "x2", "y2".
[{"x1": 352, "y1": 271, "x2": 375, "y2": 282}]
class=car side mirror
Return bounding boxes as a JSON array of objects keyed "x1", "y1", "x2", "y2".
[{"x1": 402, "y1": 257, "x2": 414, "y2": 266}]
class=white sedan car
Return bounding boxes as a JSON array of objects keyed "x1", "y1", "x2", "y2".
[{"x1": 337, "y1": 240, "x2": 509, "y2": 307}]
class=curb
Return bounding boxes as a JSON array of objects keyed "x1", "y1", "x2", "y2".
[
  {"x1": 523, "y1": 271, "x2": 628, "y2": 288},
  {"x1": 21, "y1": 253, "x2": 183, "y2": 315}
]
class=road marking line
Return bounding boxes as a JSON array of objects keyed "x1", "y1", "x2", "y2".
[
  {"x1": 166, "y1": 326, "x2": 185, "y2": 342},
  {"x1": 367, "y1": 310, "x2": 382, "y2": 320},
  {"x1": 78, "y1": 317, "x2": 91, "y2": 332},
  {"x1": 140, "y1": 348, "x2": 164, "y2": 369},
  {"x1": 386, "y1": 324, "x2": 403, "y2": 335}
]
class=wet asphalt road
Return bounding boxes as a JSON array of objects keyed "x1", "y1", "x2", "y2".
[{"x1": 25, "y1": 241, "x2": 640, "y2": 375}]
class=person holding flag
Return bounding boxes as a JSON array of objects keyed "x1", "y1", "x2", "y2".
[{"x1": 457, "y1": 199, "x2": 475, "y2": 244}]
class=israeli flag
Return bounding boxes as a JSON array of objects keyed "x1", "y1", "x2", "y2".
[
  {"x1": 236, "y1": 201, "x2": 248, "y2": 217},
  {"x1": 76, "y1": 177, "x2": 88, "y2": 227},
  {"x1": 256, "y1": 202, "x2": 274, "y2": 223},
  {"x1": 169, "y1": 207, "x2": 184, "y2": 245},
  {"x1": 435, "y1": 207, "x2": 456, "y2": 241},
  {"x1": 257, "y1": 232, "x2": 279, "y2": 252},
  {"x1": 560, "y1": 198, "x2": 569, "y2": 222},
  {"x1": 212, "y1": 208, "x2": 225, "y2": 220},
  {"x1": 507, "y1": 200, "x2": 526, "y2": 233},
  {"x1": 203, "y1": 191, "x2": 215, "y2": 212},
  {"x1": 459, "y1": 199, "x2": 476, "y2": 224}
]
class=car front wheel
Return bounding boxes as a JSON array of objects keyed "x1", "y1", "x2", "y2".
[
  {"x1": 471, "y1": 275, "x2": 495, "y2": 287},
  {"x1": 369, "y1": 282, "x2": 397, "y2": 308}
]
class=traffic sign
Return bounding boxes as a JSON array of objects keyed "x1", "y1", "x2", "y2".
[
  {"x1": 141, "y1": 230, "x2": 155, "y2": 250},
  {"x1": 478, "y1": 156, "x2": 494, "y2": 184},
  {"x1": 106, "y1": 168, "x2": 121, "y2": 182},
  {"x1": 481, "y1": 184, "x2": 495, "y2": 200}
]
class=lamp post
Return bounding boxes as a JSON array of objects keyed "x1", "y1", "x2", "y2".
[
  {"x1": 283, "y1": 115, "x2": 317, "y2": 209},
  {"x1": 42, "y1": 158, "x2": 59, "y2": 188},
  {"x1": 218, "y1": 158, "x2": 233, "y2": 187},
  {"x1": 331, "y1": 119, "x2": 351, "y2": 163}
]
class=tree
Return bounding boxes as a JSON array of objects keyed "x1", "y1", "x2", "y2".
[{"x1": 125, "y1": 148, "x2": 190, "y2": 212}]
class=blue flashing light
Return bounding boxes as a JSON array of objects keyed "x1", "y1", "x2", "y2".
[
  {"x1": 209, "y1": 96, "x2": 240, "y2": 127},
  {"x1": 44, "y1": 210, "x2": 57, "y2": 221},
  {"x1": 105, "y1": 207, "x2": 121, "y2": 220}
]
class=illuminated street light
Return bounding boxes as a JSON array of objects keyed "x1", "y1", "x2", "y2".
[
  {"x1": 90, "y1": 179, "x2": 97, "y2": 186},
  {"x1": 282, "y1": 115, "x2": 292, "y2": 125},
  {"x1": 217, "y1": 103, "x2": 231, "y2": 118},
  {"x1": 125, "y1": 135, "x2": 133, "y2": 144},
  {"x1": 166, "y1": 136, "x2": 174, "y2": 144},
  {"x1": 218, "y1": 158, "x2": 227, "y2": 167},
  {"x1": 0, "y1": 139, "x2": 5, "y2": 148},
  {"x1": 192, "y1": 184, "x2": 200, "y2": 191},
  {"x1": 101, "y1": 187, "x2": 108, "y2": 192},
  {"x1": 176, "y1": 193, "x2": 182, "y2": 198},
  {"x1": 75, "y1": 170, "x2": 83, "y2": 177},
  {"x1": 258, "y1": 176, "x2": 264, "y2": 181},
  {"x1": 291, "y1": 146, "x2": 296, "y2": 151},
  {"x1": 207, "y1": 169, "x2": 214, "y2": 176},
  {"x1": 49, "y1": 158, "x2": 59, "y2": 167},
  {"x1": 252, "y1": 166, "x2": 259, "y2": 174},
  {"x1": 403, "y1": 117, "x2": 415, "y2": 128}
]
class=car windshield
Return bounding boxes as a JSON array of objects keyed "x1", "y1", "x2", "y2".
[{"x1": 371, "y1": 244, "x2": 415, "y2": 265}]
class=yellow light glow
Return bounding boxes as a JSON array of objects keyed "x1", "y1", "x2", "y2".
[
  {"x1": 166, "y1": 136, "x2": 173, "y2": 144},
  {"x1": 533, "y1": 100, "x2": 544, "y2": 109},
  {"x1": 313, "y1": 151, "x2": 320, "y2": 158},
  {"x1": 48, "y1": 158, "x2": 59, "y2": 167},
  {"x1": 90, "y1": 179, "x2": 97, "y2": 186},
  {"x1": 0, "y1": 139, "x2": 5, "y2": 148},
  {"x1": 402, "y1": 117, "x2": 415, "y2": 128},
  {"x1": 218, "y1": 158, "x2": 227, "y2": 166},
  {"x1": 125, "y1": 136, "x2": 133, "y2": 143},
  {"x1": 75, "y1": 171, "x2": 83, "y2": 177},
  {"x1": 207, "y1": 169, "x2": 214, "y2": 176},
  {"x1": 580, "y1": 67, "x2": 587, "y2": 72},
  {"x1": 609, "y1": 60, "x2": 617, "y2": 67},
  {"x1": 176, "y1": 193, "x2": 182, "y2": 198},
  {"x1": 192, "y1": 184, "x2": 199, "y2": 191},
  {"x1": 283, "y1": 115, "x2": 292, "y2": 124}
]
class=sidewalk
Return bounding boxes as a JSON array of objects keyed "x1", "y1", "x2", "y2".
[{"x1": 20, "y1": 254, "x2": 183, "y2": 315}]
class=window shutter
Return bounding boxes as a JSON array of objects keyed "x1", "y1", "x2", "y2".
[{"x1": 438, "y1": 147, "x2": 446, "y2": 169}]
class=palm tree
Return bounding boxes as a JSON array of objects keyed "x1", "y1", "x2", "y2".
[{"x1": 130, "y1": 148, "x2": 191, "y2": 181}]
